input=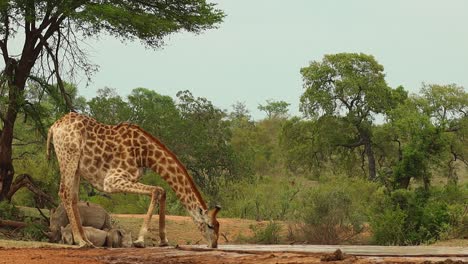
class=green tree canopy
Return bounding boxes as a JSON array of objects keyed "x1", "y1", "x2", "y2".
[
  {"x1": 0, "y1": 0, "x2": 224, "y2": 200},
  {"x1": 386, "y1": 84, "x2": 468, "y2": 188},
  {"x1": 258, "y1": 100, "x2": 290, "y2": 119},
  {"x1": 299, "y1": 53, "x2": 403, "y2": 180},
  {"x1": 127, "y1": 87, "x2": 181, "y2": 148}
]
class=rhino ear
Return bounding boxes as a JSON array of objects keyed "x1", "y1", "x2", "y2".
[{"x1": 50, "y1": 208, "x2": 56, "y2": 215}]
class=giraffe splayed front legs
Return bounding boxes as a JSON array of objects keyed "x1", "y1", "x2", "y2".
[
  {"x1": 102, "y1": 171, "x2": 168, "y2": 247},
  {"x1": 47, "y1": 112, "x2": 220, "y2": 248}
]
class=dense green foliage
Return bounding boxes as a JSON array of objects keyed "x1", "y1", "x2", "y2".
[
  {"x1": 250, "y1": 221, "x2": 282, "y2": 244},
  {"x1": 6, "y1": 52, "x2": 468, "y2": 245},
  {"x1": 297, "y1": 178, "x2": 379, "y2": 244},
  {"x1": 0, "y1": 0, "x2": 224, "y2": 202},
  {"x1": 370, "y1": 185, "x2": 467, "y2": 245}
]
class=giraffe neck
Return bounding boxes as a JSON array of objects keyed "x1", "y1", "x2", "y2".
[
  {"x1": 137, "y1": 131, "x2": 208, "y2": 225},
  {"x1": 148, "y1": 154, "x2": 207, "y2": 225}
]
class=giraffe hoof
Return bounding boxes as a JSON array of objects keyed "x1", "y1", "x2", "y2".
[
  {"x1": 133, "y1": 240, "x2": 146, "y2": 248},
  {"x1": 159, "y1": 240, "x2": 169, "y2": 247},
  {"x1": 78, "y1": 241, "x2": 95, "y2": 248}
]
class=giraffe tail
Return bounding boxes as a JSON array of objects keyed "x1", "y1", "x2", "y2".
[{"x1": 46, "y1": 125, "x2": 54, "y2": 160}]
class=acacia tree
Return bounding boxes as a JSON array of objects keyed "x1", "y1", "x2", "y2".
[
  {"x1": 387, "y1": 84, "x2": 467, "y2": 188},
  {"x1": 0, "y1": 0, "x2": 224, "y2": 201},
  {"x1": 300, "y1": 53, "x2": 404, "y2": 180},
  {"x1": 258, "y1": 99, "x2": 290, "y2": 119}
]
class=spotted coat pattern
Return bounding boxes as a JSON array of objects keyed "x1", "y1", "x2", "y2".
[{"x1": 47, "y1": 112, "x2": 220, "y2": 248}]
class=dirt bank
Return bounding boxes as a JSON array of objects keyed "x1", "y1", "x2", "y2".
[{"x1": 0, "y1": 245, "x2": 466, "y2": 264}]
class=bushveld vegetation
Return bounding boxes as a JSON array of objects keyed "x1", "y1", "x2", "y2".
[
  {"x1": 4, "y1": 53, "x2": 467, "y2": 246},
  {"x1": 0, "y1": 2, "x2": 466, "y2": 247}
]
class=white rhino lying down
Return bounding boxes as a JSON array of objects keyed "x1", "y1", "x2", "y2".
[
  {"x1": 61, "y1": 225, "x2": 107, "y2": 247},
  {"x1": 106, "y1": 228, "x2": 133, "y2": 248},
  {"x1": 61, "y1": 225, "x2": 133, "y2": 248},
  {"x1": 48, "y1": 202, "x2": 112, "y2": 243}
]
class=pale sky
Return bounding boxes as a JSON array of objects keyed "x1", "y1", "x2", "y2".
[{"x1": 79, "y1": 0, "x2": 468, "y2": 119}]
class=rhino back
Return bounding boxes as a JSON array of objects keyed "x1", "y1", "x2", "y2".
[
  {"x1": 78, "y1": 203, "x2": 111, "y2": 229},
  {"x1": 84, "y1": 226, "x2": 107, "y2": 247}
]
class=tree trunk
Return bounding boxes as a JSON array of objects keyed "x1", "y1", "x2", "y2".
[
  {"x1": 363, "y1": 137, "x2": 377, "y2": 181},
  {"x1": 0, "y1": 56, "x2": 30, "y2": 201},
  {"x1": 396, "y1": 175, "x2": 411, "y2": 190},
  {"x1": 0, "y1": 59, "x2": 19, "y2": 201}
]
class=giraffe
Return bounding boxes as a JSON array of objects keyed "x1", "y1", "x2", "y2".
[{"x1": 47, "y1": 112, "x2": 221, "y2": 248}]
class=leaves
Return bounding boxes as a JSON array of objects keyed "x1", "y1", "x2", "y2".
[
  {"x1": 300, "y1": 53, "x2": 392, "y2": 120},
  {"x1": 73, "y1": 0, "x2": 224, "y2": 47},
  {"x1": 258, "y1": 100, "x2": 290, "y2": 119}
]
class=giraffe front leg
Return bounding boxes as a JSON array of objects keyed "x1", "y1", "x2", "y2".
[
  {"x1": 158, "y1": 189, "x2": 169, "y2": 247},
  {"x1": 133, "y1": 186, "x2": 166, "y2": 248},
  {"x1": 103, "y1": 174, "x2": 166, "y2": 248}
]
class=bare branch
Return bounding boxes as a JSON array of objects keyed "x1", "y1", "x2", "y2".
[
  {"x1": 36, "y1": 30, "x2": 74, "y2": 111},
  {"x1": 0, "y1": 8, "x2": 10, "y2": 62},
  {"x1": 338, "y1": 138, "x2": 365, "y2": 148},
  {"x1": 12, "y1": 140, "x2": 42, "y2": 146},
  {"x1": 6, "y1": 173, "x2": 57, "y2": 207}
]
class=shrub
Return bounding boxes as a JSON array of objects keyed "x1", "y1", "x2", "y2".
[
  {"x1": 370, "y1": 206, "x2": 407, "y2": 245},
  {"x1": 21, "y1": 219, "x2": 48, "y2": 241},
  {"x1": 250, "y1": 221, "x2": 282, "y2": 244},
  {"x1": 217, "y1": 176, "x2": 300, "y2": 221},
  {"x1": 297, "y1": 178, "x2": 379, "y2": 244},
  {"x1": 369, "y1": 187, "x2": 461, "y2": 245},
  {"x1": 0, "y1": 201, "x2": 21, "y2": 220}
]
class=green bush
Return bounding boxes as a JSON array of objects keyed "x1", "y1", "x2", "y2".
[
  {"x1": 297, "y1": 178, "x2": 379, "y2": 244},
  {"x1": 370, "y1": 206, "x2": 406, "y2": 245},
  {"x1": 250, "y1": 221, "x2": 282, "y2": 244},
  {"x1": 216, "y1": 176, "x2": 301, "y2": 221},
  {"x1": 369, "y1": 186, "x2": 463, "y2": 245},
  {"x1": 0, "y1": 201, "x2": 21, "y2": 220},
  {"x1": 21, "y1": 219, "x2": 48, "y2": 241}
]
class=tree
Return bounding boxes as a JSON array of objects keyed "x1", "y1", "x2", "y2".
[
  {"x1": 299, "y1": 53, "x2": 401, "y2": 180},
  {"x1": 258, "y1": 99, "x2": 290, "y2": 119},
  {"x1": 230, "y1": 101, "x2": 251, "y2": 122},
  {"x1": 387, "y1": 84, "x2": 467, "y2": 188},
  {"x1": 176, "y1": 90, "x2": 242, "y2": 197},
  {"x1": 87, "y1": 87, "x2": 132, "y2": 124},
  {"x1": 228, "y1": 102, "x2": 256, "y2": 175},
  {"x1": 127, "y1": 87, "x2": 181, "y2": 146},
  {"x1": 0, "y1": 1, "x2": 224, "y2": 201}
]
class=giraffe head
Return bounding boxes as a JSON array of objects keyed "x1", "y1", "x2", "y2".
[{"x1": 199, "y1": 205, "x2": 221, "y2": 248}]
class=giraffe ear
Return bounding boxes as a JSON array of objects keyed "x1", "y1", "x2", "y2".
[{"x1": 209, "y1": 205, "x2": 221, "y2": 219}]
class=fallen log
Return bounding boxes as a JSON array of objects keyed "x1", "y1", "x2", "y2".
[{"x1": 0, "y1": 219, "x2": 27, "y2": 228}]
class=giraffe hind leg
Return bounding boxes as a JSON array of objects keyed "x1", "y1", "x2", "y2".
[
  {"x1": 54, "y1": 135, "x2": 94, "y2": 247},
  {"x1": 103, "y1": 172, "x2": 167, "y2": 247}
]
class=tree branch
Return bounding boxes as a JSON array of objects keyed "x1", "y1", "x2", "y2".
[
  {"x1": 6, "y1": 174, "x2": 57, "y2": 208},
  {"x1": 445, "y1": 125, "x2": 460, "y2": 133},
  {"x1": 337, "y1": 138, "x2": 365, "y2": 148},
  {"x1": 37, "y1": 31, "x2": 74, "y2": 111},
  {"x1": 0, "y1": 8, "x2": 10, "y2": 63}
]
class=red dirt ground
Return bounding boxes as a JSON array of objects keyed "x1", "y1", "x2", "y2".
[
  {"x1": 0, "y1": 214, "x2": 466, "y2": 264},
  {"x1": 0, "y1": 246, "x2": 466, "y2": 264}
]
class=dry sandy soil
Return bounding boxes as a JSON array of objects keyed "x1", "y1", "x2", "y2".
[
  {"x1": 0, "y1": 244, "x2": 466, "y2": 264},
  {"x1": 0, "y1": 214, "x2": 466, "y2": 264}
]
